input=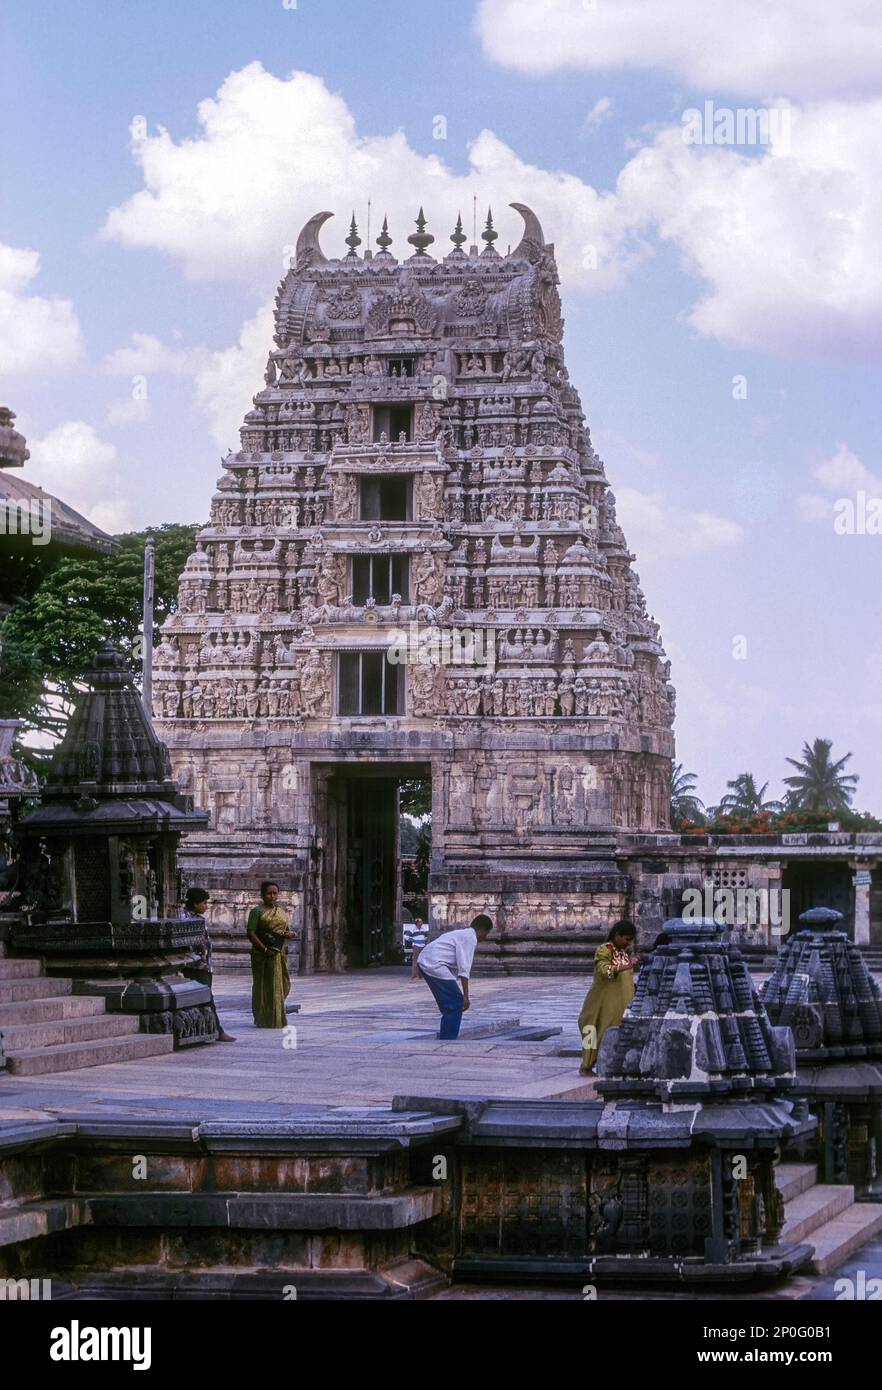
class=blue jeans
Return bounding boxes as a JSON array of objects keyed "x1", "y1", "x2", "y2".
[{"x1": 419, "y1": 968, "x2": 464, "y2": 1039}]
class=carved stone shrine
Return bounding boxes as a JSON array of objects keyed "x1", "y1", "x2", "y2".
[
  {"x1": 10, "y1": 643, "x2": 217, "y2": 1047},
  {"x1": 762, "y1": 906, "x2": 882, "y2": 1194},
  {"x1": 427, "y1": 919, "x2": 815, "y2": 1282}
]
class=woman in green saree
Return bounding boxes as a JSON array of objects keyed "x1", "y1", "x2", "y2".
[
  {"x1": 246, "y1": 880, "x2": 292, "y2": 1028},
  {"x1": 577, "y1": 920, "x2": 640, "y2": 1075}
]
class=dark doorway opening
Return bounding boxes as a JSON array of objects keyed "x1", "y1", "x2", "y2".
[
  {"x1": 373, "y1": 404, "x2": 413, "y2": 442},
  {"x1": 782, "y1": 860, "x2": 853, "y2": 938},
  {"x1": 310, "y1": 763, "x2": 431, "y2": 970},
  {"x1": 360, "y1": 475, "x2": 411, "y2": 521}
]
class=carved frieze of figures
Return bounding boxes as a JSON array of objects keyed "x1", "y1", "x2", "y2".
[
  {"x1": 330, "y1": 473, "x2": 357, "y2": 521},
  {"x1": 414, "y1": 471, "x2": 443, "y2": 521},
  {"x1": 412, "y1": 547, "x2": 445, "y2": 605}
]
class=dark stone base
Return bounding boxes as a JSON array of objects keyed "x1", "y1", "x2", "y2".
[
  {"x1": 46, "y1": 1262, "x2": 447, "y2": 1301},
  {"x1": 453, "y1": 1246, "x2": 814, "y2": 1285},
  {"x1": 141, "y1": 1005, "x2": 219, "y2": 1048}
]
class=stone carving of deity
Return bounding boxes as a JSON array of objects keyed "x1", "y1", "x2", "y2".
[
  {"x1": 558, "y1": 672, "x2": 575, "y2": 716},
  {"x1": 315, "y1": 552, "x2": 345, "y2": 606},
  {"x1": 415, "y1": 472, "x2": 442, "y2": 521},
  {"x1": 300, "y1": 649, "x2": 329, "y2": 717},
  {"x1": 331, "y1": 473, "x2": 357, "y2": 521},
  {"x1": 448, "y1": 768, "x2": 474, "y2": 825},
  {"x1": 411, "y1": 663, "x2": 441, "y2": 716},
  {"x1": 413, "y1": 548, "x2": 444, "y2": 605}
]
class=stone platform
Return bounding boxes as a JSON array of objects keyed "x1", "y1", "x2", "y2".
[{"x1": 0, "y1": 968, "x2": 589, "y2": 1113}]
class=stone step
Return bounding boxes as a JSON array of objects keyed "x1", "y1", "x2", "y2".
[
  {"x1": 0, "y1": 995, "x2": 106, "y2": 1027},
  {"x1": 805, "y1": 1202, "x2": 882, "y2": 1276},
  {"x1": 0, "y1": 1012, "x2": 140, "y2": 1052},
  {"x1": 782, "y1": 1184, "x2": 854, "y2": 1244},
  {"x1": 775, "y1": 1162, "x2": 818, "y2": 1204},
  {"x1": 84, "y1": 1187, "x2": 443, "y2": 1231},
  {"x1": 0, "y1": 977, "x2": 72, "y2": 1004},
  {"x1": 0, "y1": 958, "x2": 42, "y2": 979},
  {"x1": 4, "y1": 1031, "x2": 174, "y2": 1076},
  {"x1": 0, "y1": 1198, "x2": 84, "y2": 1249}
]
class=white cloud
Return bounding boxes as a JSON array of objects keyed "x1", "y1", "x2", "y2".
[
  {"x1": 102, "y1": 331, "x2": 202, "y2": 377},
  {"x1": 475, "y1": 0, "x2": 882, "y2": 101},
  {"x1": 814, "y1": 441, "x2": 882, "y2": 493},
  {"x1": 100, "y1": 64, "x2": 882, "y2": 364},
  {"x1": 101, "y1": 318, "x2": 267, "y2": 448},
  {"x1": 100, "y1": 63, "x2": 652, "y2": 299},
  {"x1": 105, "y1": 397, "x2": 153, "y2": 427},
  {"x1": 0, "y1": 244, "x2": 84, "y2": 379},
  {"x1": 615, "y1": 109, "x2": 882, "y2": 359},
  {"x1": 26, "y1": 421, "x2": 133, "y2": 533},
  {"x1": 193, "y1": 303, "x2": 274, "y2": 450},
  {"x1": 796, "y1": 493, "x2": 833, "y2": 524},
  {"x1": 615, "y1": 486, "x2": 744, "y2": 561},
  {"x1": 581, "y1": 97, "x2": 614, "y2": 135},
  {"x1": 797, "y1": 443, "x2": 882, "y2": 523}
]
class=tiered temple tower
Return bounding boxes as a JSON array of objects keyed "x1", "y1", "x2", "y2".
[{"x1": 154, "y1": 205, "x2": 675, "y2": 972}]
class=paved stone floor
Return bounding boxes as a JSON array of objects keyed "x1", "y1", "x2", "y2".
[{"x1": 0, "y1": 968, "x2": 594, "y2": 1120}]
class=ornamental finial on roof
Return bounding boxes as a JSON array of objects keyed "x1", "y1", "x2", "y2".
[
  {"x1": 481, "y1": 207, "x2": 499, "y2": 254},
  {"x1": 407, "y1": 207, "x2": 434, "y2": 256},
  {"x1": 450, "y1": 212, "x2": 467, "y2": 253},
  {"x1": 345, "y1": 213, "x2": 361, "y2": 257},
  {"x1": 375, "y1": 214, "x2": 393, "y2": 256}
]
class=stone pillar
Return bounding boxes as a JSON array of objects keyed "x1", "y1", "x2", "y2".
[{"x1": 852, "y1": 863, "x2": 873, "y2": 945}]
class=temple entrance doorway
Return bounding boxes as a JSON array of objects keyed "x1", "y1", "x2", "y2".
[
  {"x1": 781, "y1": 860, "x2": 853, "y2": 938},
  {"x1": 308, "y1": 762, "x2": 431, "y2": 972}
]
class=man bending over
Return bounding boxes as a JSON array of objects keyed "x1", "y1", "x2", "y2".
[{"x1": 415, "y1": 913, "x2": 494, "y2": 1040}]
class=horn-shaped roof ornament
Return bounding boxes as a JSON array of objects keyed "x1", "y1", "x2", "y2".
[
  {"x1": 295, "y1": 210, "x2": 334, "y2": 268},
  {"x1": 509, "y1": 202, "x2": 546, "y2": 259}
]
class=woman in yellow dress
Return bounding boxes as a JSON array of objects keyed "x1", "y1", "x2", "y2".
[
  {"x1": 578, "y1": 921, "x2": 640, "y2": 1075},
  {"x1": 246, "y1": 881, "x2": 292, "y2": 1028}
]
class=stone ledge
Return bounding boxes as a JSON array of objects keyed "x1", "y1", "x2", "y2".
[{"x1": 84, "y1": 1188, "x2": 443, "y2": 1231}]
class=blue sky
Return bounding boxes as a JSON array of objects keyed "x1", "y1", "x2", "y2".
[{"x1": 3, "y1": 0, "x2": 881, "y2": 810}]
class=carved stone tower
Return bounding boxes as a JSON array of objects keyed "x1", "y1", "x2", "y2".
[{"x1": 154, "y1": 205, "x2": 675, "y2": 972}]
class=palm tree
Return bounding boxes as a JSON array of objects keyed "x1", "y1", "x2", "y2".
[
  {"x1": 783, "y1": 738, "x2": 858, "y2": 814},
  {"x1": 670, "y1": 763, "x2": 705, "y2": 825},
  {"x1": 716, "y1": 773, "x2": 782, "y2": 817}
]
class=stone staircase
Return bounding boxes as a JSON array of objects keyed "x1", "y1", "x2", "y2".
[
  {"x1": 0, "y1": 957, "x2": 173, "y2": 1076},
  {"x1": 777, "y1": 1161, "x2": 882, "y2": 1275}
]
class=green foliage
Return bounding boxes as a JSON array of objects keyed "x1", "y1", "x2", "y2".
[
  {"x1": 782, "y1": 737, "x2": 859, "y2": 815},
  {"x1": 399, "y1": 777, "x2": 431, "y2": 820},
  {"x1": 714, "y1": 772, "x2": 782, "y2": 818},
  {"x1": 0, "y1": 523, "x2": 199, "y2": 741},
  {"x1": 670, "y1": 762, "x2": 706, "y2": 828}
]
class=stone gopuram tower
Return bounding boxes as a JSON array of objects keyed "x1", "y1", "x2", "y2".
[{"x1": 154, "y1": 205, "x2": 675, "y2": 973}]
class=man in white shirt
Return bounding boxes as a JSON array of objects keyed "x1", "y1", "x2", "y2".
[{"x1": 416, "y1": 914, "x2": 494, "y2": 1039}]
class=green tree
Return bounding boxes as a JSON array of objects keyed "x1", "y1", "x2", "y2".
[
  {"x1": 783, "y1": 737, "x2": 858, "y2": 815},
  {"x1": 716, "y1": 773, "x2": 782, "y2": 817},
  {"x1": 670, "y1": 763, "x2": 705, "y2": 826},
  {"x1": 0, "y1": 524, "x2": 198, "y2": 744},
  {"x1": 399, "y1": 777, "x2": 431, "y2": 820}
]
